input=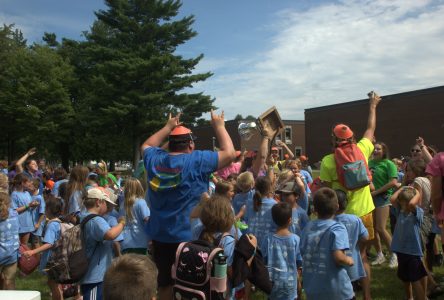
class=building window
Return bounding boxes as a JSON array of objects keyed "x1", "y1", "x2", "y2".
[
  {"x1": 295, "y1": 146, "x2": 302, "y2": 157},
  {"x1": 275, "y1": 131, "x2": 283, "y2": 144},
  {"x1": 285, "y1": 126, "x2": 292, "y2": 144}
]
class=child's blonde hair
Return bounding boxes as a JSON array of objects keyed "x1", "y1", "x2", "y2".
[
  {"x1": 236, "y1": 171, "x2": 254, "y2": 193},
  {"x1": 104, "y1": 254, "x2": 158, "y2": 300},
  {"x1": 0, "y1": 173, "x2": 8, "y2": 191},
  {"x1": 398, "y1": 187, "x2": 416, "y2": 204},
  {"x1": 200, "y1": 194, "x2": 234, "y2": 244},
  {"x1": 124, "y1": 178, "x2": 145, "y2": 221},
  {"x1": 0, "y1": 191, "x2": 10, "y2": 221}
]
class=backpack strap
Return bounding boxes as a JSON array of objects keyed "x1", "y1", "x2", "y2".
[
  {"x1": 80, "y1": 214, "x2": 102, "y2": 260},
  {"x1": 213, "y1": 232, "x2": 234, "y2": 248}
]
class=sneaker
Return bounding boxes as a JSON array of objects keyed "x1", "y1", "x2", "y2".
[
  {"x1": 371, "y1": 253, "x2": 386, "y2": 266},
  {"x1": 388, "y1": 254, "x2": 398, "y2": 268}
]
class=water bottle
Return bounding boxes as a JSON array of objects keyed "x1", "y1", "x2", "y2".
[{"x1": 213, "y1": 252, "x2": 227, "y2": 279}]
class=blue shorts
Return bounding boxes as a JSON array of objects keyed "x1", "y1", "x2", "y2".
[
  {"x1": 81, "y1": 282, "x2": 103, "y2": 300},
  {"x1": 373, "y1": 194, "x2": 390, "y2": 208}
]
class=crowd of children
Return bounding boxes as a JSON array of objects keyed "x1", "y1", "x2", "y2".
[{"x1": 1, "y1": 108, "x2": 444, "y2": 300}]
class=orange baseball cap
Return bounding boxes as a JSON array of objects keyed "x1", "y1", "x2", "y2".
[
  {"x1": 333, "y1": 124, "x2": 354, "y2": 139},
  {"x1": 299, "y1": 155, "x2": 308, "y2": 161},
  {"x1": 169, "y1": 126, "x2": 196, "y2": 142},
  {"x1": 271, "y1": 147, "x2": 279, "y2": 151}
]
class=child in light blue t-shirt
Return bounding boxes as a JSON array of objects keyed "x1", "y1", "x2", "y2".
[
  {"x1": 10, "y1": 173, "x2": 40, "y2": 245},
  {"x1": 81, "y1": 188, "x2": 125, "y2": 300},
  {"x1": 390, "y1": 186, "x2": 428, "y2": 300},
  {"x1": 300, "y1": 187, "x2": 354, "y2": 300},
  {"x1": 276, "y1": 180, "x2": 308, "y2": 237},
  {"x1": 232, "y1": 171, "x2": 255, "y2": 218},
  {"x1": 0, "y1": 191, "x2": 20, "y2": 290},
  {"x1": 334, "y1": 190, "x2": 368, "y2": 283},
  {"x1": 263, "y1": 202, "x2": 302, "y2": 300},
  {"x1": 103, "y1": 200, "x2": 124, "y2": 257},
  {"x1": 29, "y1": 178, "x2": 46, "y2": 248},
  {"x1": 246, "y1": 176, "x2": 277, "y2": 251},
  {"x1": 119, "y1": 178, "x2": 150, "y2": 255},
  {"x1": 191, "y1": 194, "x2": 240, "y2": 299},
  {"x1": 23, "y1": 196, "x2": 64, "y2": 299}
]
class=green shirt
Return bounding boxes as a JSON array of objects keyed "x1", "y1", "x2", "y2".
[
  {"x1": 320, "y1": 138, "x2": 375, "y2": 217},
  {"x1": 368, "y1": 159, "x2": 398, "y2": 196}
]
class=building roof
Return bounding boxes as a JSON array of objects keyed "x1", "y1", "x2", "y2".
[{"x1": 305, "y1": 85, "x2": 444, "y2": 113}]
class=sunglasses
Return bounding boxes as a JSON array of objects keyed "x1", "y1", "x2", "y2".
[{"x1": 410, "y1": 149, "x2": 421, "y2": 153}]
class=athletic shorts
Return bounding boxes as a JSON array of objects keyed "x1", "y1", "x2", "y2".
[
  {"x1": 151, "y1": 240, "x2": 180, "y2": 287},
  {"x1": 0, "y1": 262, "x2": 17, "y2": 281},
  {"x1": 360, "y1": 212, "x2": 374, "y2": 240},
  {"x1": 81, "y1": 281, "x2": 103, "y2": 300},
  {"x1": 395, "y1": 252, "x2": 427, "y2": 283}
]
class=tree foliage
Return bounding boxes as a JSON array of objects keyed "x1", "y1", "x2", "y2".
[{"x1": 0, "y1": 0, "x2": 214, "y2": 167}]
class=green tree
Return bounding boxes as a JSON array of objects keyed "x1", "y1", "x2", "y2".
[
  {"x1": 77, "y1": 0, "x2": 214, "y2": 166},
  {"x1": 0, "y1": 25, "x2": 75, "y2": 166}
]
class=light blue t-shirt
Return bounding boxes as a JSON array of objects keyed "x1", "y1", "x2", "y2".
[
  {"x1": 0, "y1": 209, "x2": 20, "y2": 265},
  {"x1": 11, "y1": 191, "x2": 34, "y2": 234},
  {"x1": 119, "y1": 199, "x2": 150, "y2": 249},
  {"x1": 289, "y1": 207, "x2": 309, "y2": 237},
  {"x1": 300, "y1": 169, "x2": 313, "y2": 194},
  {"x1": 143, "y1": 147, "x2": 218, "y2": 242},
  {"x1": 39, "y1": 221, "x2": 61, "y2": 273},
  {"x1": 335, "y1": 213, "x2": 368, "y2": 281},
  {"x1": 391, "y1": 206, "x2": 424, "y2": 257},
  {"x1": 81, "y1": 214, "x2": 113, "y2": 284},
  {"x1": 31, "y1": 194, "x2": 46, "y2": 237},
  {"x1": 245, "y1": 197, "x2": 277, "y2": 251},
  {"x1": 300, "y1": 219, "x2": 353, "y2": 300},
  {"x1": 232, "y1": 190, "x2": 254, "y2": 216},
  {"x1": 51, "y1": 179, "x2": 68, "y2": 197},
  {"x1": 262, "y1": 233, "x2": 302, "y2": 300},
  {"x1": 103, "y1": 214, "x2": 123, "y2": 242},
  {"x1": 68, "y1": 190, "x2": 84, "y2": 215}
]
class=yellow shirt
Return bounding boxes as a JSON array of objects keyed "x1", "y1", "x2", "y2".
[{"x1": 320, "y1": 138, "x2": 375, "y2": 217}]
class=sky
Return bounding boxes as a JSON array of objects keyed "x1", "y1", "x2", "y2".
[{"x1": 1, "y1": 0, "x2": 444, "y2": 120}]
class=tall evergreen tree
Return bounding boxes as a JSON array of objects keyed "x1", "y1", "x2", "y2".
[{"x1": 79, "y1": 0, "x2": 214, "y2": 165}]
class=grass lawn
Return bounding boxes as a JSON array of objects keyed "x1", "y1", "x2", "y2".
[{"x1": 16, "y1": 262, "x2": 444, "y2": 300}]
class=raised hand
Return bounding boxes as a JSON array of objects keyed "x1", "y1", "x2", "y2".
[
  {"x1": 210, "y1": 109, "x2": 225, "y2": 128},
  {"x1": 368, "y1": 91, "x2": 381, "y2": 107},
  {"x1": 416, "y1": 136, "x2": 425, "y2": 147},
  {"x1": 166, "y1": 113, "x2": 182, "y2": 130}
]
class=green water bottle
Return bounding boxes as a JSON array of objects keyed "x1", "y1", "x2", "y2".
[{"x1": 213, "y1": 252, "x2": 227, "y2": 279}]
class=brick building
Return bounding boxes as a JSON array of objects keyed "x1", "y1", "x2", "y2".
[
  {"x1": 304, "y1": 86, "x2": 444, "y2": 165},
  {"x1": 192, "y1": 119, "x2": 305, "y2": 160}
]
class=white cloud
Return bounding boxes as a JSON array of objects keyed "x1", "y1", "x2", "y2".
[{"x1": 196, "y1": 0, "x2": 444, "y2": 120}]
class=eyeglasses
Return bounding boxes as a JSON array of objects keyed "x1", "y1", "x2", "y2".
[{"x1": 410, "y1": 149, "x2": 421, "y2": 153}]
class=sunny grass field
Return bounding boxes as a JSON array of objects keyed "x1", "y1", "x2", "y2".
[{"x1": 15, "y1": 263, "x2": 444, "y2": 300}]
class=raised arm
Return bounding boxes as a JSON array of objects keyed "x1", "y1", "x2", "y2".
[
  {"x1": 140, "y1": 113, "x2": 181, "y2": 152},
  {"x1": 363, "y1": 92, "x2": 381, "y2": 141},
  {"x1": 416, "y1": 137, "x2": 433, "y2": 163},
  {"x1": 15, "y1": 148, "x2": 36, "y2": 173},
  {"x1": 211, "y1": 110, "x2": 236, "y2": 170},
  {"x1": 252, "y1": 136, "x2": 270, "y2": 178},
  {"x1": 277, "y1": 140, "x2": 294, "y2": 159}
]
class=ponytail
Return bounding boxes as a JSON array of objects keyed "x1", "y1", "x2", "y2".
[
  {"x1": 253, "y1": 190, "x2": 262, "y2": 212},
  {"x1": 253, "y1": 176, "x2": 272, "y2": 212}
]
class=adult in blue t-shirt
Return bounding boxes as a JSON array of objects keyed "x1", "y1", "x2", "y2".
[{"x1": 140, "y1": 111, "x2": 236, "y2": 299}]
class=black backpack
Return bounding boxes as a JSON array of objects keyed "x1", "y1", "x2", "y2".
[{"x1": 171, "y1": 234, "x2": 231, "y2": 300}]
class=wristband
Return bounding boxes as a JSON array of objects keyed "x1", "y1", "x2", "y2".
[{"x1": 25, "y1": 204, "x2": 29, "y2": 210}]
